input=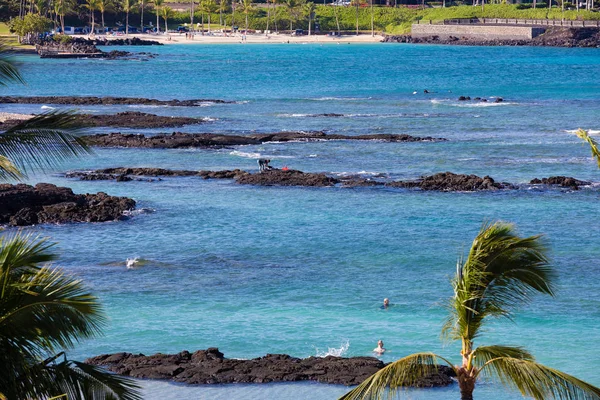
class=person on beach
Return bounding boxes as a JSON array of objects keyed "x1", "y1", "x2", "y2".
[
  {"x1": 381, "y1": 298, "x2": 390, "y2": 309},
  {"x1": 373, "y1": 340, "x2": 386, "y2": 354}
]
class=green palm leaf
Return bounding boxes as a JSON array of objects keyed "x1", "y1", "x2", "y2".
[
  {"x1": 472, "y1": 345, "x2": 534, "y2": 368},
  {"x1": 0, "y1": 233, "x2": 140, "y2": 400},
  {"x1": 575, "y1": 128, "x2": 600, "y2": 168},
  {"x1": 443, "y1": 221, "x2": 554, "y2": 343},
  {"x1": 0, "y1": 110, "x2": 92, "y2": 178},
  {"x1": 0, "y1": 42, "x2": 24, "y2": 87},
  {"x1": 339, "y1": 353, "x2": 455, "y2": 400},
  {"x1": 479, "y1": 357, "x2": 600, "y2": 400}
]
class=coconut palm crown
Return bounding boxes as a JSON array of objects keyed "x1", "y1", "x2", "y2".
[{"x1": 341, "y1": 221, "x2": 600, "y2": 400}]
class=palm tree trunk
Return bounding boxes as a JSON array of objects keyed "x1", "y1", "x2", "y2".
[
  {"x1": 355, "y1": 2, "x2": 358, "y2": 36},
  {"x1": 219, "y1": 1, "x2": 222, "y2": 26},
  {"x1": 231, "y1": 3, "x2": 235, "y2": 35},
  {"x1": 308, "y1": 13, "x2": 310, "y2": 35},
  {"x1": 157, "y1": 10, "x2": 160, "y2": 33},
  {"x1": 164, "y1": 16, "x2": 168, "y2": 32},
  {"x1": 91, "y1": 10, "x2": 95, "y2": 34},
  {"x1": 457, "y1": 367, "x2": 476, "y2": 400},
  {"x1": 190, "y1": 0, "x2": 194, "y2": 25},
  {"x1": 102, "y1": 10, "x2": 105, "y2": 28},
  {"x1": 370, "y1": 0, "x2": 373, "y2": 36},
  {"x1": 245, "y1": 12, "x2": 248, "y2": 32},
  {"x1": 141, "y1": 0, "x2": 144, "y2": 30},
  {"x1": 208, "y1": 13, "x2": 211, "y2": 32},
  {"x1": 266, "y1": 0, "x2": 270, "y2": 34},
  {"x1": 126, "y1": 11, "x2": 129, "y2": 34},
  {"x1": 202, "y1": 12, "x2": 204, "y2": 34},
  {"x1": 334, "y1": 4, "x2": 340, "y2": 33}
]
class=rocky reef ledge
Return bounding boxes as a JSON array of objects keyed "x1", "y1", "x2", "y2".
[
  {"x1": 67, "y1": 169, "x2": 520, "y2": 191},
  {"x1": 0, "y1": 112, "x2": 206, "y2": 129},
  {"x1": 0, "y1": 183, "x2": 135, "y2": 226},
  {"x1": 86, "y1": 348, "x2": 455, "y2": 387},
  {"x1": 84, "y1": 131, "x2": 446, "y2": 148},
  {"x1": 0, "y1": 96, "x2": 234, "y2": 106}
]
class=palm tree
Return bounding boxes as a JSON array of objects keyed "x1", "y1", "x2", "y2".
[
  {"x1": 0, "y1": 46, "x2": 140, "y2": 400},
  {"x1": 161, "y1": 5, "x2": 173, "y2": 33},
  {"x1": 153, "y1": 0, "x2": 163, "y2": 32},
  {"x1": 122, "y1": 0, "x2": 138, "y2": 35},
  {"x1": 0, "y1": 234, "x2": 142, "y2": 400},
  {"x1": 304, "y1": 1, "x2": 314, "y2": 35},
  {"x1": 240, "y1": 0, "x2": 253, "y2": 33},
  {"x1": 284, "y1": 0, "x2": 301, "y2": 30},
  {"x1": 97, "y1": 0, "x2": 112, "y2": 28},
  {"x1": 341, "y1": 221, "x2": 600, "y2": 400},
  {"x1": 204, "y1": 0, "x2": 217, "y2": 33},
  {"x1": 84, "y1": 0, "x2": 100, "y2": 35},
  {"x1": 53, "y1": 0, "x2": 71, "y2": 34},
  {"x1": 230, "y1": 0, "x2": 236, "y2": 35},
  {"x1": 218, "y1": 0, "x2": 227, "y2": 26},
  {"x1": 140, "y1": 0, "x2": 145, "y2": 31}
]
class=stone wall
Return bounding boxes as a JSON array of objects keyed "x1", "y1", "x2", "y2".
[{"x1": 411, "y1": 24, "x2": 546, "y2": 40}]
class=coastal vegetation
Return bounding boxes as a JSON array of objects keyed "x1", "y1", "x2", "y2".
[
  {"x1": 0, "y1": 45, "x2": 140, "y2": 400},
  {"x1": 2, "y1": 0, "x2": 600, "y2": 38},
  {"x1": 341, "y1": 221, "x2": 600, "y2": 400}
]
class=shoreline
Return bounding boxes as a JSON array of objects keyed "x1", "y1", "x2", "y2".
[{"x1": 95, "y1": 32, "x2": 385, "y2": 45}]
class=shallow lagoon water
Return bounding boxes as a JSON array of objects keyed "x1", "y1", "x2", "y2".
[{"x1": 2, "y1": 43, "x2": 600, "y2": 399}]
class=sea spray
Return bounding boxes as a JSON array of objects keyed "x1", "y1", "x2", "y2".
[{"x1": 315, "y1": 340, "x2": 350, "y2": 358}]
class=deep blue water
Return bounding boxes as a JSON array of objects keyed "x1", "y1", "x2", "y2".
[{"x1": 2, "y1": 43, "x2": 600, "y2": 399}]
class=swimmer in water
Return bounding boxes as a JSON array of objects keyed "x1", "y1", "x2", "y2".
[
  {"x1": 373, "y1": 340, "x2": 386, "y2": 354},
  {"x1": 381, "y1": 298, "x2": 390, "y2": 309}
]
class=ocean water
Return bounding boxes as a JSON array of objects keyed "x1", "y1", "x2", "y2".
[{"x1": 2, "y1": 43, "x2": 600, "y2": 399}]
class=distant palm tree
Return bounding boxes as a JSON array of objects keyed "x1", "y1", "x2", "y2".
[
  {"x1": 204, "y1": 0, "x2": 218, "y2": 32},
  {"x1": 122, "y1": 0, "x2": 138, "y2": 34},
  {"x1": 230, "y1": 0, "x2": 237, "y2": 35},
  {"x1": 97, "y1": 0, "x2": 113, "y2": 28},
  {"x1": 284, "y1": 0, "x2": 301, "y2": 30},
  {"x1": 84, "y1": 0, "x2": 100, "y2": 35},
  {"x1": 153, "y1": 0, "x2": 163, "y2": 32},
  {"x1": 341, "y1": 221, "x2": 600, "y2": 400},
  {"x1": 304, "y1": 1, "x2": 314, "y2": 35},
  {"x1": 161, "y1": 5, "x2": 174, "y2": 33},
  {"x1": 240, "y1": 0, "x2": 253, "y2": 32},
  {"x1": 0, "y1": 234, "x2": 142, "y2": 400},
  {"x1": 218, "y1": 0, "x2": 227, "y2": 26}
]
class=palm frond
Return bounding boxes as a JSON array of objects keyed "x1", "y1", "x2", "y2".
[
  {"x1": 339, "y1": 353, "x2": 455, "y2": 400},
  {"x1": 0, "y1": 42, "x2": 24, "y2": 87},
  {"x1": 0, "y1": 110, "x2": 92, "y2": 178},
  {"x1": 472, "y1": 345, "x2": 534, "y2": 370},
  {"x1": 444, "y1": 221, "x2": 554, "y2": 342},
  {"x1": 49, "y1": 360, "x2": 142, "y2": 400},
  {"x1": 575, "y1": 129, "x2": 600, "y2": 168},
  {"x1": 479, "y1": 357, "x2": 600, "y2": 400}
]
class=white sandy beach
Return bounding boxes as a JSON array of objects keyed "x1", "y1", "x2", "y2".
[{"x1": 99, "y1": 32, "x2": 384, "y2": 44}]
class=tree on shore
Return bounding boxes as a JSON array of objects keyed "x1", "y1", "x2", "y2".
[
  {"x1": 121, "y1": 0, "x2": 138, "y2": 34},
  {"x1": 203, "y1": 0, "x2": 217, "y2": 33},
  {"x1": 153, "y1": 0, "x2": 163, "y2": 32},
  {"x1": 84, "y1": 0, "x2": 100, "y2": 35},
  {"x1": 304, "y1": 1, "x2": 314, "y2": 35},
  {"x1": 218, "y1": 0, "x2": 227, "y2": 26},
  {"x1": 284, "y1": 0, "x2": 302, "y2": 30},
  {"x1": 240, "y1": 0, "x2": 253, "y2": 32},
  {"x1": 340, "y1": 221, "x2": 600, "y2": 400},
  {"x1": 97, "y1": 0, "x2": 112, "y2": 28},
  {"x1": 161, "y1": 5, "x2": 173, "y2": 33}
]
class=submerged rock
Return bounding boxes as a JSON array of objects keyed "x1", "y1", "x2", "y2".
[
  {"x1": 0, "y1": 183, "x2": 135, "y2": 226},
  {"x1": 85, "y1": 348, "x2": 455, "y2": 387},
  {"x1": 83, "y1": 131, "x2": 446, "y2": 149},
  {"x1": 530, "y1": 176, "x2": 590, "y2": 190},
  {"x1": 387, "y1": 172, "x2": 512, "y2": 191}
]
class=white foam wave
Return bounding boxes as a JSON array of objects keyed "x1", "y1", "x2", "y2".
[
  {"x1": 41, "y1": 105, "x2": 55, "y2": 110},
  {"x1": 315, "y1": 339, "x2": 350, "y2": 358},
  {"x1": 308, "y1": 154, "x2": 318, "y2": 158},
  {"x1": 230, "y1": 150, "x2": 261, "y2": 159},
  {"x1": 278, "y1": 113, "x2": 310, "y2": 117},
  {"x1": 126, "y1": 257, "x2": 140, "y2": 269},
  {"x1": 123, "y1": 207, "x2": 155, "y2": 216},
  {"x1": 202, "y1": 117, "x2": 218, "y2": 122},
  {"x1": 128, "y1": 105, "x2": 160, "y2": 108},
  {"x1": 308, "y1": 97, "x2": 368, "y2": 101}
]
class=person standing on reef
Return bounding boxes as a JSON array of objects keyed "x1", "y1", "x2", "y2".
[{"x1": 373, "y1": 340, "x2": 386, "y2": 354}]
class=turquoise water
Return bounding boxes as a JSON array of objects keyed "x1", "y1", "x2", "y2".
[{"x1": 3, "y1": 43, "x2": 600, "y2": 399}]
